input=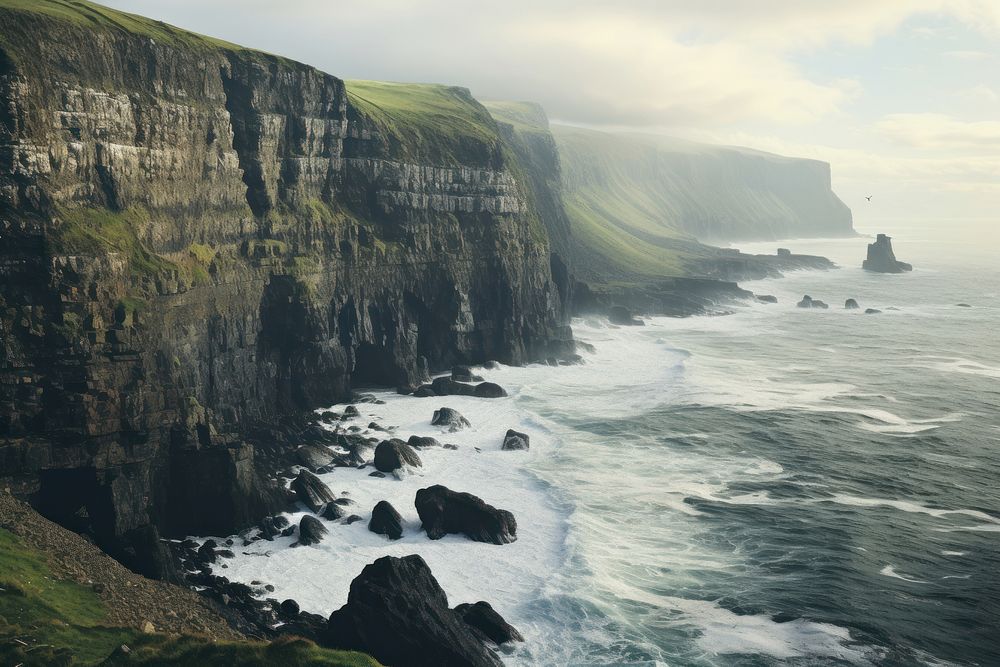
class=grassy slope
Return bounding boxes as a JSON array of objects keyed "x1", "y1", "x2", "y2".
[
  {"x1": 0, "y1": 0, "x2": 248, "y2": 52},
  {"x1": 0, "y1": 527, "x2": 379, "y2": 666},
  {"x1": 346, "y1": 80, "x2": 502, "y2": 166},
  {"x1": 485, "y1": 103, "x2": 715, "y2": 281}
]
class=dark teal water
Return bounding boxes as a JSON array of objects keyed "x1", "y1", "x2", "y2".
[{"x1": 511, "y1": 222, "x2": 1000, "y2": 666}]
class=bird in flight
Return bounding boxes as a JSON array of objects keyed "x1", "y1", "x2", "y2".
[{"x1": 865, "y1": 195, "x2": 872, "y2": 202}]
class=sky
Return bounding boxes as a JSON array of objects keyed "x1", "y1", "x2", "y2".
[{"x1": 99, "y1": 0, "x2": 1000, "y2": 225}]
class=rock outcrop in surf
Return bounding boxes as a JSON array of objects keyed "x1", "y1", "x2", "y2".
[{"x1": 863, "y1": 234, "x2": 913, "y2": 273}]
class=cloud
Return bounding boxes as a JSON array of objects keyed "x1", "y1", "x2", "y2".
[
  {"x1": 943, "y1": 49, "x2": 994, "y2": 60},
  {"x1": 960, "y1": 84, "x2": 1000, "y2": 103},
  {"x1": 99, "y1": 0, "x2": 1000, "y2": 129},
  {"x1": 877, "y1": 113, "x2": 1000, "y2": 150}
]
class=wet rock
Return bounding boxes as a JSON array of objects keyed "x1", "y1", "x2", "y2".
[
  {"x1": 608, "y1": 305, "x2": 643, "y2": 326},
  {"x1": 501, "y1": 429, "x2": 529, "y2": 451},
  {"x1": 865, "y1": 308, "x2": 882, "y2": 314},
  {"x1": 296, "y1": 444, "x2": 333, "y2": 471},
  {"x1": 291, "y1": 470, "x2": 336, "y2": 513},
  {"x1": 374, "y1": 439, "x2": 422, "y2": 473},
  {"x1": 368, "y1": 471, "x2": 386, "y2": 478},
  {"x1": 415, "y1": 485, "x2": 517, "y2": 544},
  {"x1": 797, "y1": 295, "x2": 828, "y2": 309},
  {"x1": 845, "y1": 298, "x2": 860, "y2": 309},
  {"x1": 342, "y1": 406, "x2": 360, "y2": 419},
  {"x1": 454, "y1": 601, "x2": 524, "y2": 645},
  {"x1": 863, "y1": 233, "x2": 912, "y2": 273},
  {"x1": 321, "y1": 503, "x2": 345, "y2": 521},
  {"x1": 957, "y1": 303, "x2": 971, "y2": 308},
  {"x1": 431, "y1": 407, "x2": 471, "y2": 432},
  {"x1": 297, "y1": 515, "x2": 328, "y2": 546},
  {"x1": 258, "y1": 515, "x2": 290, "y2": 541},
  {"x1": 452, "y1": 365, "x2": 484, "y2": 383},
  {"x1": 279, "y1": 599, "x2": 300, "y2": 619},
  {"x1": 473, "y1": 382, "x2": 507, "y2": 398},
  {"x1": 407, "y1": 435, "x2": 441, "y2": 449},
  {"x1": 319, "y1": 411, "x2": 339, "y2": 423},
  {"x1": 326, "y1": 555, "x2": 503, "y2": 667},
  {"x1": 756, "y1": 294, "x2": 778, "y2": 304},
  {"x1": 368, "y1": 500, "x2": 403, "y2": 540},
  {"x1": 342, "y1": 515, "x2": 363, "y2": 525}
]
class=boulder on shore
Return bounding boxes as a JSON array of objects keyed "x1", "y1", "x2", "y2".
[
  {"x1": 297, "y1": 515, "x2": 328, "y2": 546},
  {"x1": 473, "y1": 382, "x2": 507, "y2": 398},
  {"x1": 756, "y1": 294, "x2": 778, "y2": 304},
  {"x1": 407, "y1": 435, "x2": 442, "y2": 449},
  {"x1": 326, "y1": 555, "x2": 503, "y2": 667},
  {"x1": 452, "y1": 365, "x2": 484, "y2": 383},
  {"x1": 863, "y1": 233, "x2": 913, "y2": 273},
  {"x1": 845, "y1": 298, "x2": 860, "y2": 309},
  {"x1": 415, "y1": 485, "x2": 517, "y2": 545},
  {"x1": 501, "y1": 429, "x2": 529, "y2": 451},
  {"x1": 368, "y1": 500, "x2": 403, "y2": 540},
  {"x1": 865, "y1": 308, "x2": 882, "y2": 315},
  {"x1": 373, "y1": 439, "x2": 422, "y2": 474},
  {"x1": 454, "y1": 601, "x2": 524, "y2": 645},
  {"x1": 431, "y1": 407, "x2": 471, "y2": 432},
  {"x1": 608, "y1": 305, "x2": 643, "y2": 326},
  {"x1": 291, "y1": 470, "x2": 336, "y2": 513}
]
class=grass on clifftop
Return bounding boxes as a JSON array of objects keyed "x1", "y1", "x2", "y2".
[
  {"x1": 0, "y1": 527, "x2": 379, "y2": 666},
  {"x1": 346, "y1": 80, "x2": 501, "y2": 166},
  {"x1": 0, "y1": 0, "x2": 245, "y2": 52}
]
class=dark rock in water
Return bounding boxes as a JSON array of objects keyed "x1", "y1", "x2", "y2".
[
  {"x1": 431, "y1": 376, "x2": 478, "y2": 396},
  {"x1": 454, "y1": 601, "x2": 524, "y2": 645},
  {"x1": 443, "y1": 444, "x2": 459, "y2": 451},
  {"x1": 298, "y1": 515, "x2": 328, "y2": 546},
  {"x1": 408, "y1": 435, "x2": 442, "y2": 449},
  {"x1": 415, "y1": 485, "x2": 517, "y2": 544},
  {"x1": 321, "y1": 503, "x2": 345, "y2": 521},
  {"x1": 957, "y1": 303, "x2": 971, "y2": 308},
  {"x1": 296, "y1": 444, "x2": 333, "y2": 471},
  {"x1": 291, "y1": 470, "x2": 336, "y2": 513},
  {"x1": 845, "y1": 298, "x2": 860, "y2": 309},
  {"x1": 863, "y1": 233, "x2": 913, "y2": 273},
  {"x1": 279, "y1": 599, "x2": 300, "y2": 619},
  {"x1": 342, "y1": 515, "x2": 363, "y2": 525},
  {"x1": 452, "y1": 365, "x2": 484, "y2": 383},
  {"x1": 333, "y1": 497, "x2": 356, "y2": 507},
  {"x1": 473, "y1": 382, "x2": 507, "y2": 398},
  {"x1": 797, "y1": 295, "x2": 828, "y2": 309},
  {"x1": 501, "y1": 429, "x2": 529, "y2": 451},
  {"x1": 342, "y1": 405, "x2": 360, "y2": 419},
  {"x1": 326, "y1": 555, "x2": 503, "y2": 667},
  {"x1": 756, "y1": 294, "x2": 778, "y2": 304},
  {"x1": 608, "y1": 305, "x2": 643, "y2": 326},
  {"x1": 865, "y1": 308, "x2": 882, "y2": 315},
  {"x1": 412, "y1": 385, "x2": 438, "y2": 398},
  {"x1": 281, "y1": 525, "x2": 296, "y2": 537},
  {"x1": 369, "y1": 500, "x2": 403, "y2": 540},
  {"x1": 319, "y1": 411, "x2": 339, "y2": 423},
  {"x1": 367, "y1": 422, "x2": 385, "y2": 431},
  {"x1": 483, "y1": 360, "x2": 499, "y2": 369},
  {"x1": 368, "y1": 471, "x2": 386, "y2": 478},
  {"x1": 374, "y1": 439, "x2": 422, "y2": 473},
  {"x1": 259, "y1": 515, "x2": 290, "y2": 540},
  {"x1": 432, "y1": 407, "x2": 471, "y2": 432}
]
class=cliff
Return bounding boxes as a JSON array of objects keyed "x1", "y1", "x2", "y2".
[
  {"x1": 485, "y1": 102, "x2": 837, "y2": 313},
  {"x1": 0, "y1": 0, "x2": 571, "y2": 567},
  {"x1": 553, "y1": 125, "x2": 854, "y2": 245}
]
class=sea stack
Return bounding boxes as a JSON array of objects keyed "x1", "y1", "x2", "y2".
[{"x1": 863, "y1": 234, "x2": 912, "y2": 273}]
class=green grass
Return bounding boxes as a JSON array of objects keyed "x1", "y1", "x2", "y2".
[
  {"x1": 0, "y1": 527, "x2": 138, "y2": 665},
  {"x1": 346, "y1": 80, "x2": 501, "y2": 166},
  {"x1": 0, "y1": 528, "x2": 380, "y2": 666},
  {"x1": 104, "y1": 635, "x2": 380, "y2": 666},
  {"x1": 481, "y1": 100, "x2": 550, "y2": 135},
  {"x1": 0, "y1": 0, "x2": 247, "y2": 53},
  {"x1": 53, "y1": 206, "x2": 175, "y2": 278}
]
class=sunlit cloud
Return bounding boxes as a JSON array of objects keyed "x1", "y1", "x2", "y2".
[{"x1": 877, "y1": 113, "x2": 1000, "y2": 150}]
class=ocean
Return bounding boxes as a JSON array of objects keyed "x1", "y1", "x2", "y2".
[{"x1": 215, "y1": 220, "x2": 1000, "y2": 666}]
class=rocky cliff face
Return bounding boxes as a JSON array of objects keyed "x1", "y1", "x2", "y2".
[
  {"x1": 863, "y1": 234, "x2": 912, "y2": 273},
  {"x1": 0, "y1": 2, "x2": 570, "y2": 567}
]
